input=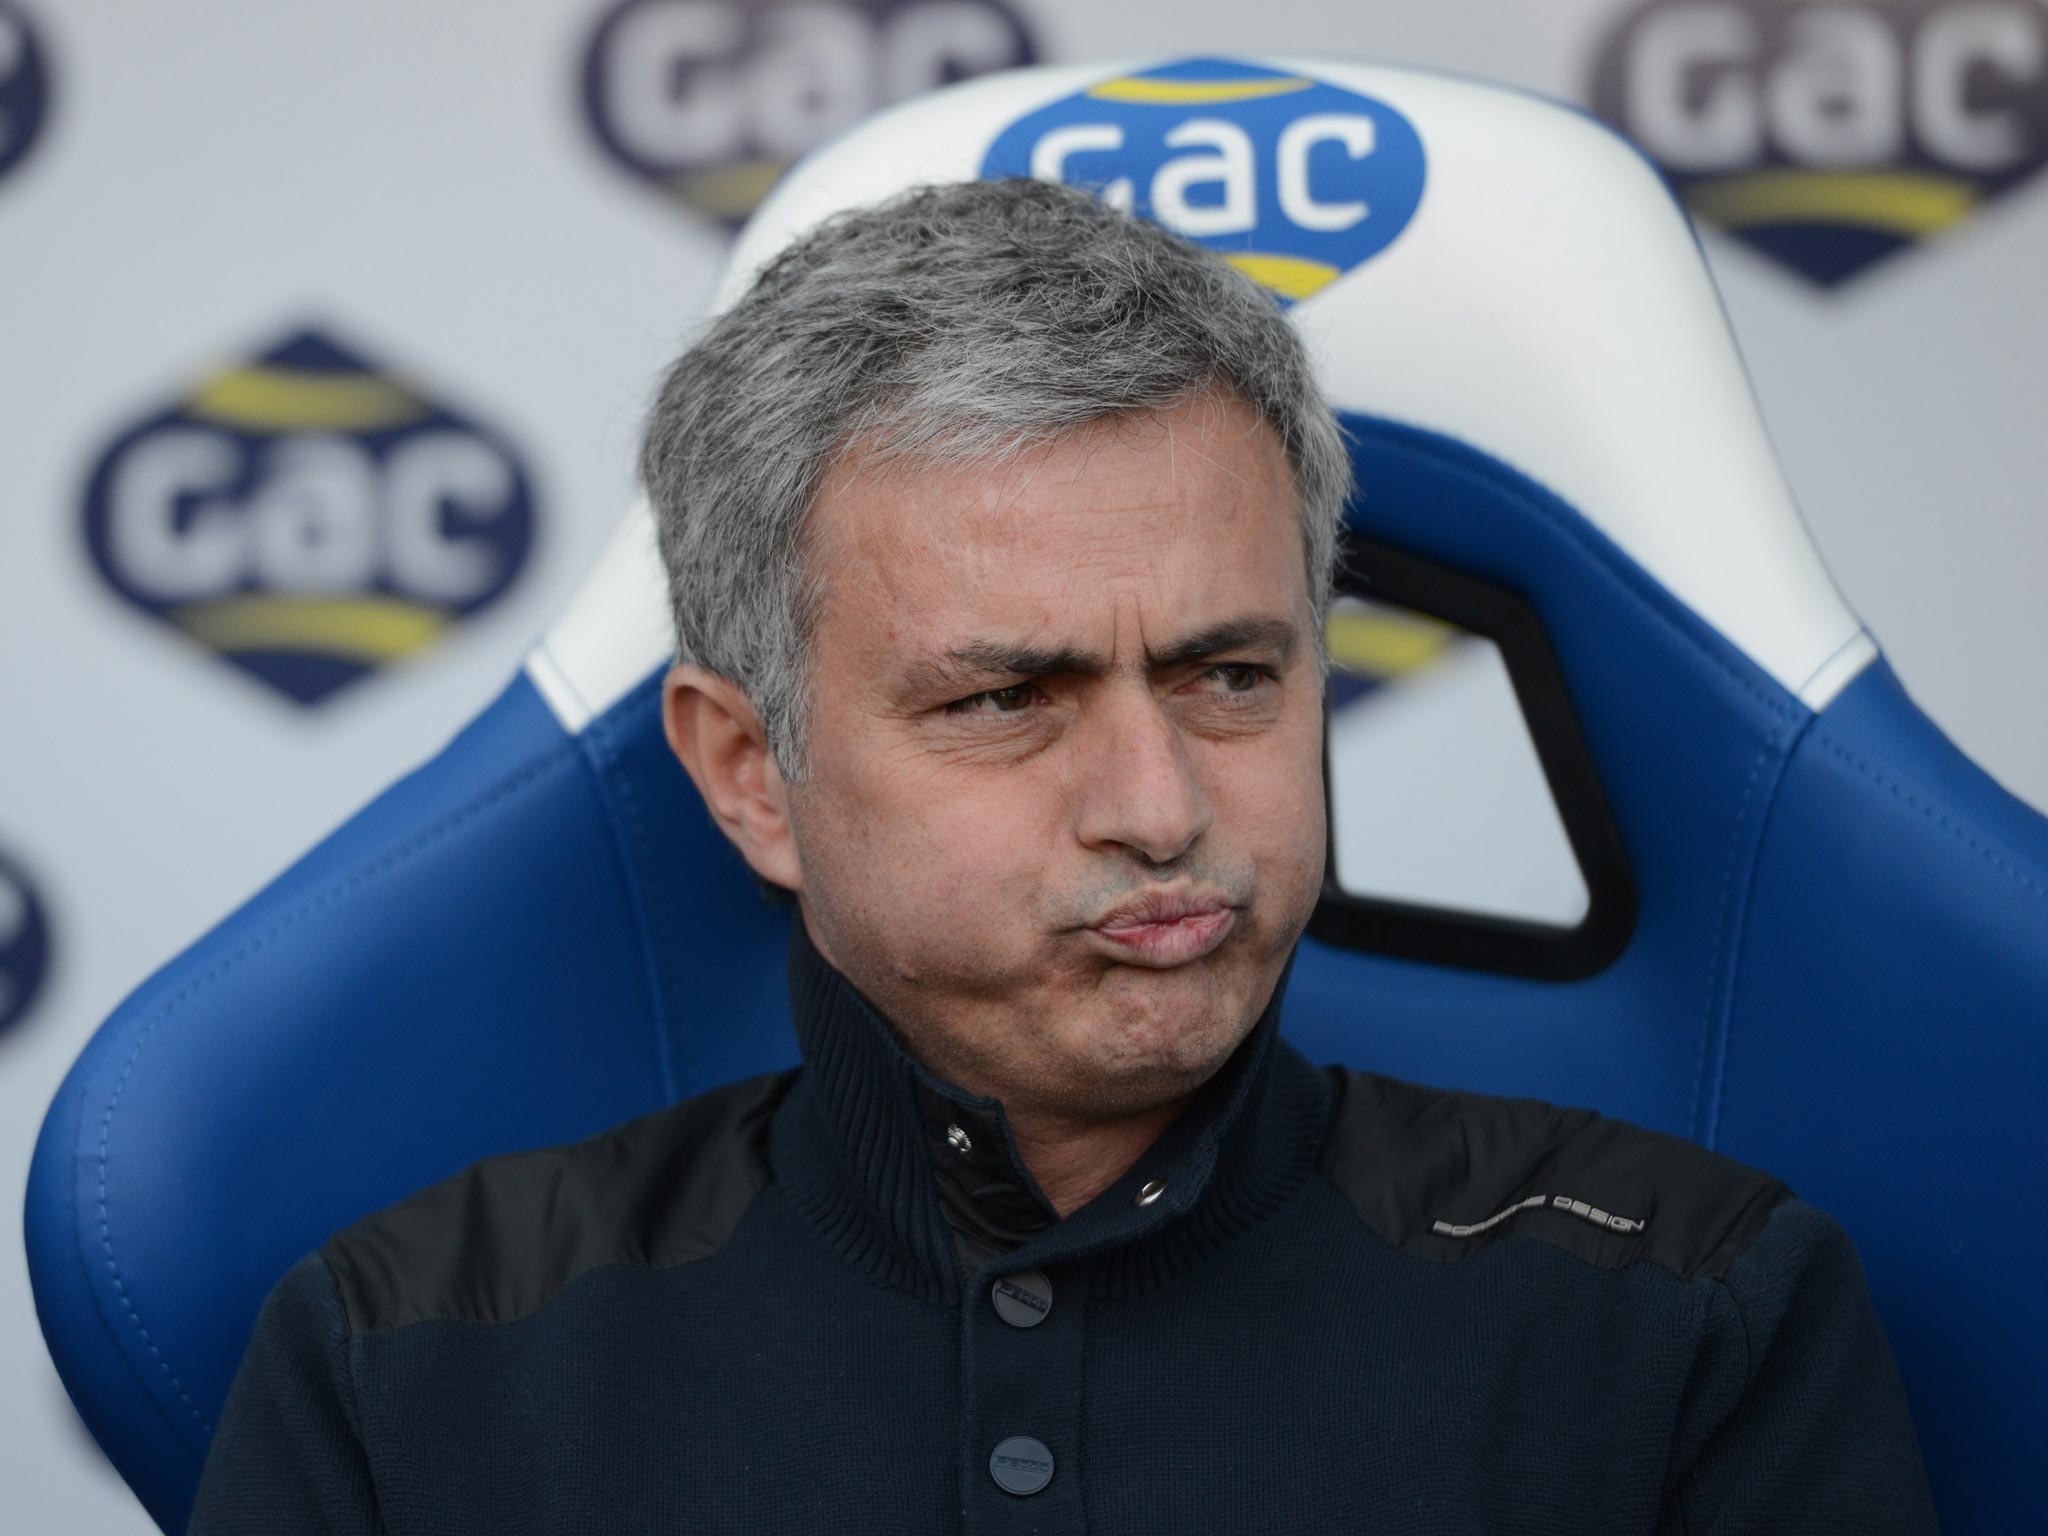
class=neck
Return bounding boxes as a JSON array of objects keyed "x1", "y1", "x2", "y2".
[
  {"x1": 797, "y1": 908, "x2": 1209, "y2": 1219},
  {"x1": 781, "y1": 913, "x2": 1317, "y2": 1299},
  {"x1": 1008, "y1": 1095, "x2": 1193, "y2": 1217}
]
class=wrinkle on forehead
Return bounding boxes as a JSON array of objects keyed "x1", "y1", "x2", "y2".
[
  {"x1": 810, "y1": 387, "x2": 1283, "y2": 556},
  {"x1": 803, "y1": 389, "x2": 1302, "y2": 674}
]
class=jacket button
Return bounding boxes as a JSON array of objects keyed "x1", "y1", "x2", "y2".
[
  {"x1": 989, "y1": 1435, "x2": 1054, "y2": 1496},
  {"x1": 1135, "y1": 1178, "x2": 1167, "y2": 1207},
  {"x1": 990, "y1": 1269, "x2": 1052, "y2": 1328}
]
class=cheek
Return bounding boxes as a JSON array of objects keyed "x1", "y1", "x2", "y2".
[
  {"x1": 1212, "y1": 723, "x2": 1327, "y2": 906},
  {"x1": 800, "y1": 747, "x2": 1056, "y2": 924}
]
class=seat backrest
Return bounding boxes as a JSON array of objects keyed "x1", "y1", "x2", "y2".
[{"x1": 28, "y1": 55, "x2": 2048, "y2": 1536}]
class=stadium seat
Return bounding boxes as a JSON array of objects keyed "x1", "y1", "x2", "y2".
[{"x1": 27, "y1": 55, "x2": 2048, "y2": 1534}]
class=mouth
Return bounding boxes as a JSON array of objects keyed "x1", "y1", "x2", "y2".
[{"x1": 1087, "y1": 889, "x2": 1238, "y2": 968}]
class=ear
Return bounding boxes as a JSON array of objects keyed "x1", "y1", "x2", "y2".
[{"x1": 660, "y1": 661, "x2": 803, "y2": 894}]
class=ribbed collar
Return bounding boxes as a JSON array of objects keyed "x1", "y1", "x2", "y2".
[{"x1": 770, "y1": 917, "x2": 1332, "y2": 1303}]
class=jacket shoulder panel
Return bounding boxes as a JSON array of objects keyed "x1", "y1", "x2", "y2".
[
  {"x1": 323, "y1": 1068, "x2": 798, "y2": 1335},
  {"x1": 1314, "y1": 1066, "x2": 1791, "y2": 1282}
]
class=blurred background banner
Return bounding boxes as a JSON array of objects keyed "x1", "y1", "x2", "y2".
[
  {"x1": 1591, "y1": 0, "x2": 2048, "y2": 288},
  {"x1": 2, "y1": 1, "x2": 2040, "y2": 1528},
  {"x1": 78, "y1": 323, "x2": 542, "y2": 708},
  {"x1": 580, "y1": 0, "x2": 1042, "y2": 223}
]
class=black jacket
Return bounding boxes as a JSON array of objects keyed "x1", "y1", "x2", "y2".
[{"x1": 188, "y1": 922, "x2": 1938, "y2": 1533}]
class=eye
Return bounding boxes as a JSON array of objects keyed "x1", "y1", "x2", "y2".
[
  {"x1": 1203, "y1": 663, "x2": 1272, "y2": 694},
  {"x1": 944, "y1": 683, "x2": 1038, "y2": 716}
]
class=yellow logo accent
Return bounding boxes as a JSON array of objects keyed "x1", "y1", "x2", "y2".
[
  {"x1": 187, "y1": 368, "x2": 432, "y2": 433},
  {"x1": 668, "y1": 159, "x2": 790, "y2": 221},
  {"x1": 1086, "y1": 75, "x2": 1314, "y2": 106},
  {"x1": 1682, "y1": 170, "x2": 1977, "y2": 239},
  {"x1": 171, "y1": 595, "x2": 451, "y2": 663},
  {"x1": 1327, "y1": 605, "x2": 1457, "y2": 681},
  {"x1": 1224, "y1": 252, "x2": 1343, "y2": 301}
]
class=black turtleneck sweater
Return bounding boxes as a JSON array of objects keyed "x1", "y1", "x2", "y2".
[{"x1": 187, "y1": 924, "x2": 1937, "y2": 1534}]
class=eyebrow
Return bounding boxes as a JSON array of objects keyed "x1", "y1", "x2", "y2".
[{"x1": 900, "y1": 615, "x2": 1301, "y2": 697}]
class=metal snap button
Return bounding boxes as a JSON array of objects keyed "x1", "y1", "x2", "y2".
[
  {"x1": 945, "y1": 1123, "x2": 972, "y2": 1154},
  {"x1": 1134, "y1": 1178, "x2": 1167, "y2": 1207}
]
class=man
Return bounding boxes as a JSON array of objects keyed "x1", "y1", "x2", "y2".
[{"x1": 189, "y1": 178, "x2": 1938, "y2": 1533}]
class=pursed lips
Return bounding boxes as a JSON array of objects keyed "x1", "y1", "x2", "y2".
[{"x1": 1088, "y1": 887, "x2": 1237, "y2": 967}]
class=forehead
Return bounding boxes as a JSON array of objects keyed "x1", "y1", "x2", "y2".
[{"x1": 804, "y1": 391, "x2": 1307, "y2": 662}]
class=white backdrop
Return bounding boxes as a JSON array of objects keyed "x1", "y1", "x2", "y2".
[{"x1": 2, "y1": 1, "x2": 2042, "y2": 1528}]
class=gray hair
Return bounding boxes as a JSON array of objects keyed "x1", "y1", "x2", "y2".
[{"x1": 639, "y1": 176, "x2": 1353, "y2": 781}]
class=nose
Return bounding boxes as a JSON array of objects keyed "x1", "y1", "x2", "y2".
[{"x1": 1071, "y1": 684, "x2": 1214, "y2": 867}]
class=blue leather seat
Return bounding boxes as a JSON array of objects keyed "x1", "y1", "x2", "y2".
[{"x1": 28, "y1": 55, "x2": 2047, "y2": 1535}]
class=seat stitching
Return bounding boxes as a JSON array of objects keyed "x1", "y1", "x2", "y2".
[
  {"x1": 1703, "y1": 707, "x2": 1818, "y2": 1148},
  {"x1": 1686, "y1": 744, "x2": 1771, "y2": 1148},
  {"x1": 580, "y1": 676, "x2": 685, "y2": 1102},
  {"x1": 94, "y1": 740, "x2": 580, "y2": 1433},
  {"x1": 1350, "y1": 415, "x2": 1804, "y2": 728},
  {"x1": 1347, "y1": 418, "x2": 1809, "y2": 1148},
  {"x1": 1810, "y1": 728, "x2": 2048, "y2": 904}
]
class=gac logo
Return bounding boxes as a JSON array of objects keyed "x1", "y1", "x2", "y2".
[
  {"x1": 0, "y1": 844, "x2": 52, "y2": 1041},
  {"x1": 582, "y1": 0, "x2": 1038, "y2": 225},
  {"x1": 0, "y1": 0, "x2": 52, "y2": 189},
  {"x1": 983, "y1": 57, "x2": 1427, "y2": 305},
  {"x1": 1590, "y1": 0, "x2": 2048, "y2": 287},
  {"x1": 81, "y1": 326, "x2": 539, "y2": 707}
]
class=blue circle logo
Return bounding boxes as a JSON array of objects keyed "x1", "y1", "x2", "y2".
[{"x1": 983, "y1": 57, "x2": 1429, "y2": 307}]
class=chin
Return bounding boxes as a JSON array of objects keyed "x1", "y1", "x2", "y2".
[
  {"x1": 1056, "y1": 1040, "x2": 1235, "y2": 1121},
  {"x1": 1067, "y1": 978, "x2": 1252, "y2": 1093}
]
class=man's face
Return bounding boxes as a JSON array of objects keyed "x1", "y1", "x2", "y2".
[{"x1": 788, "y1": 388, "x2": 1327, "y2": 1125}]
